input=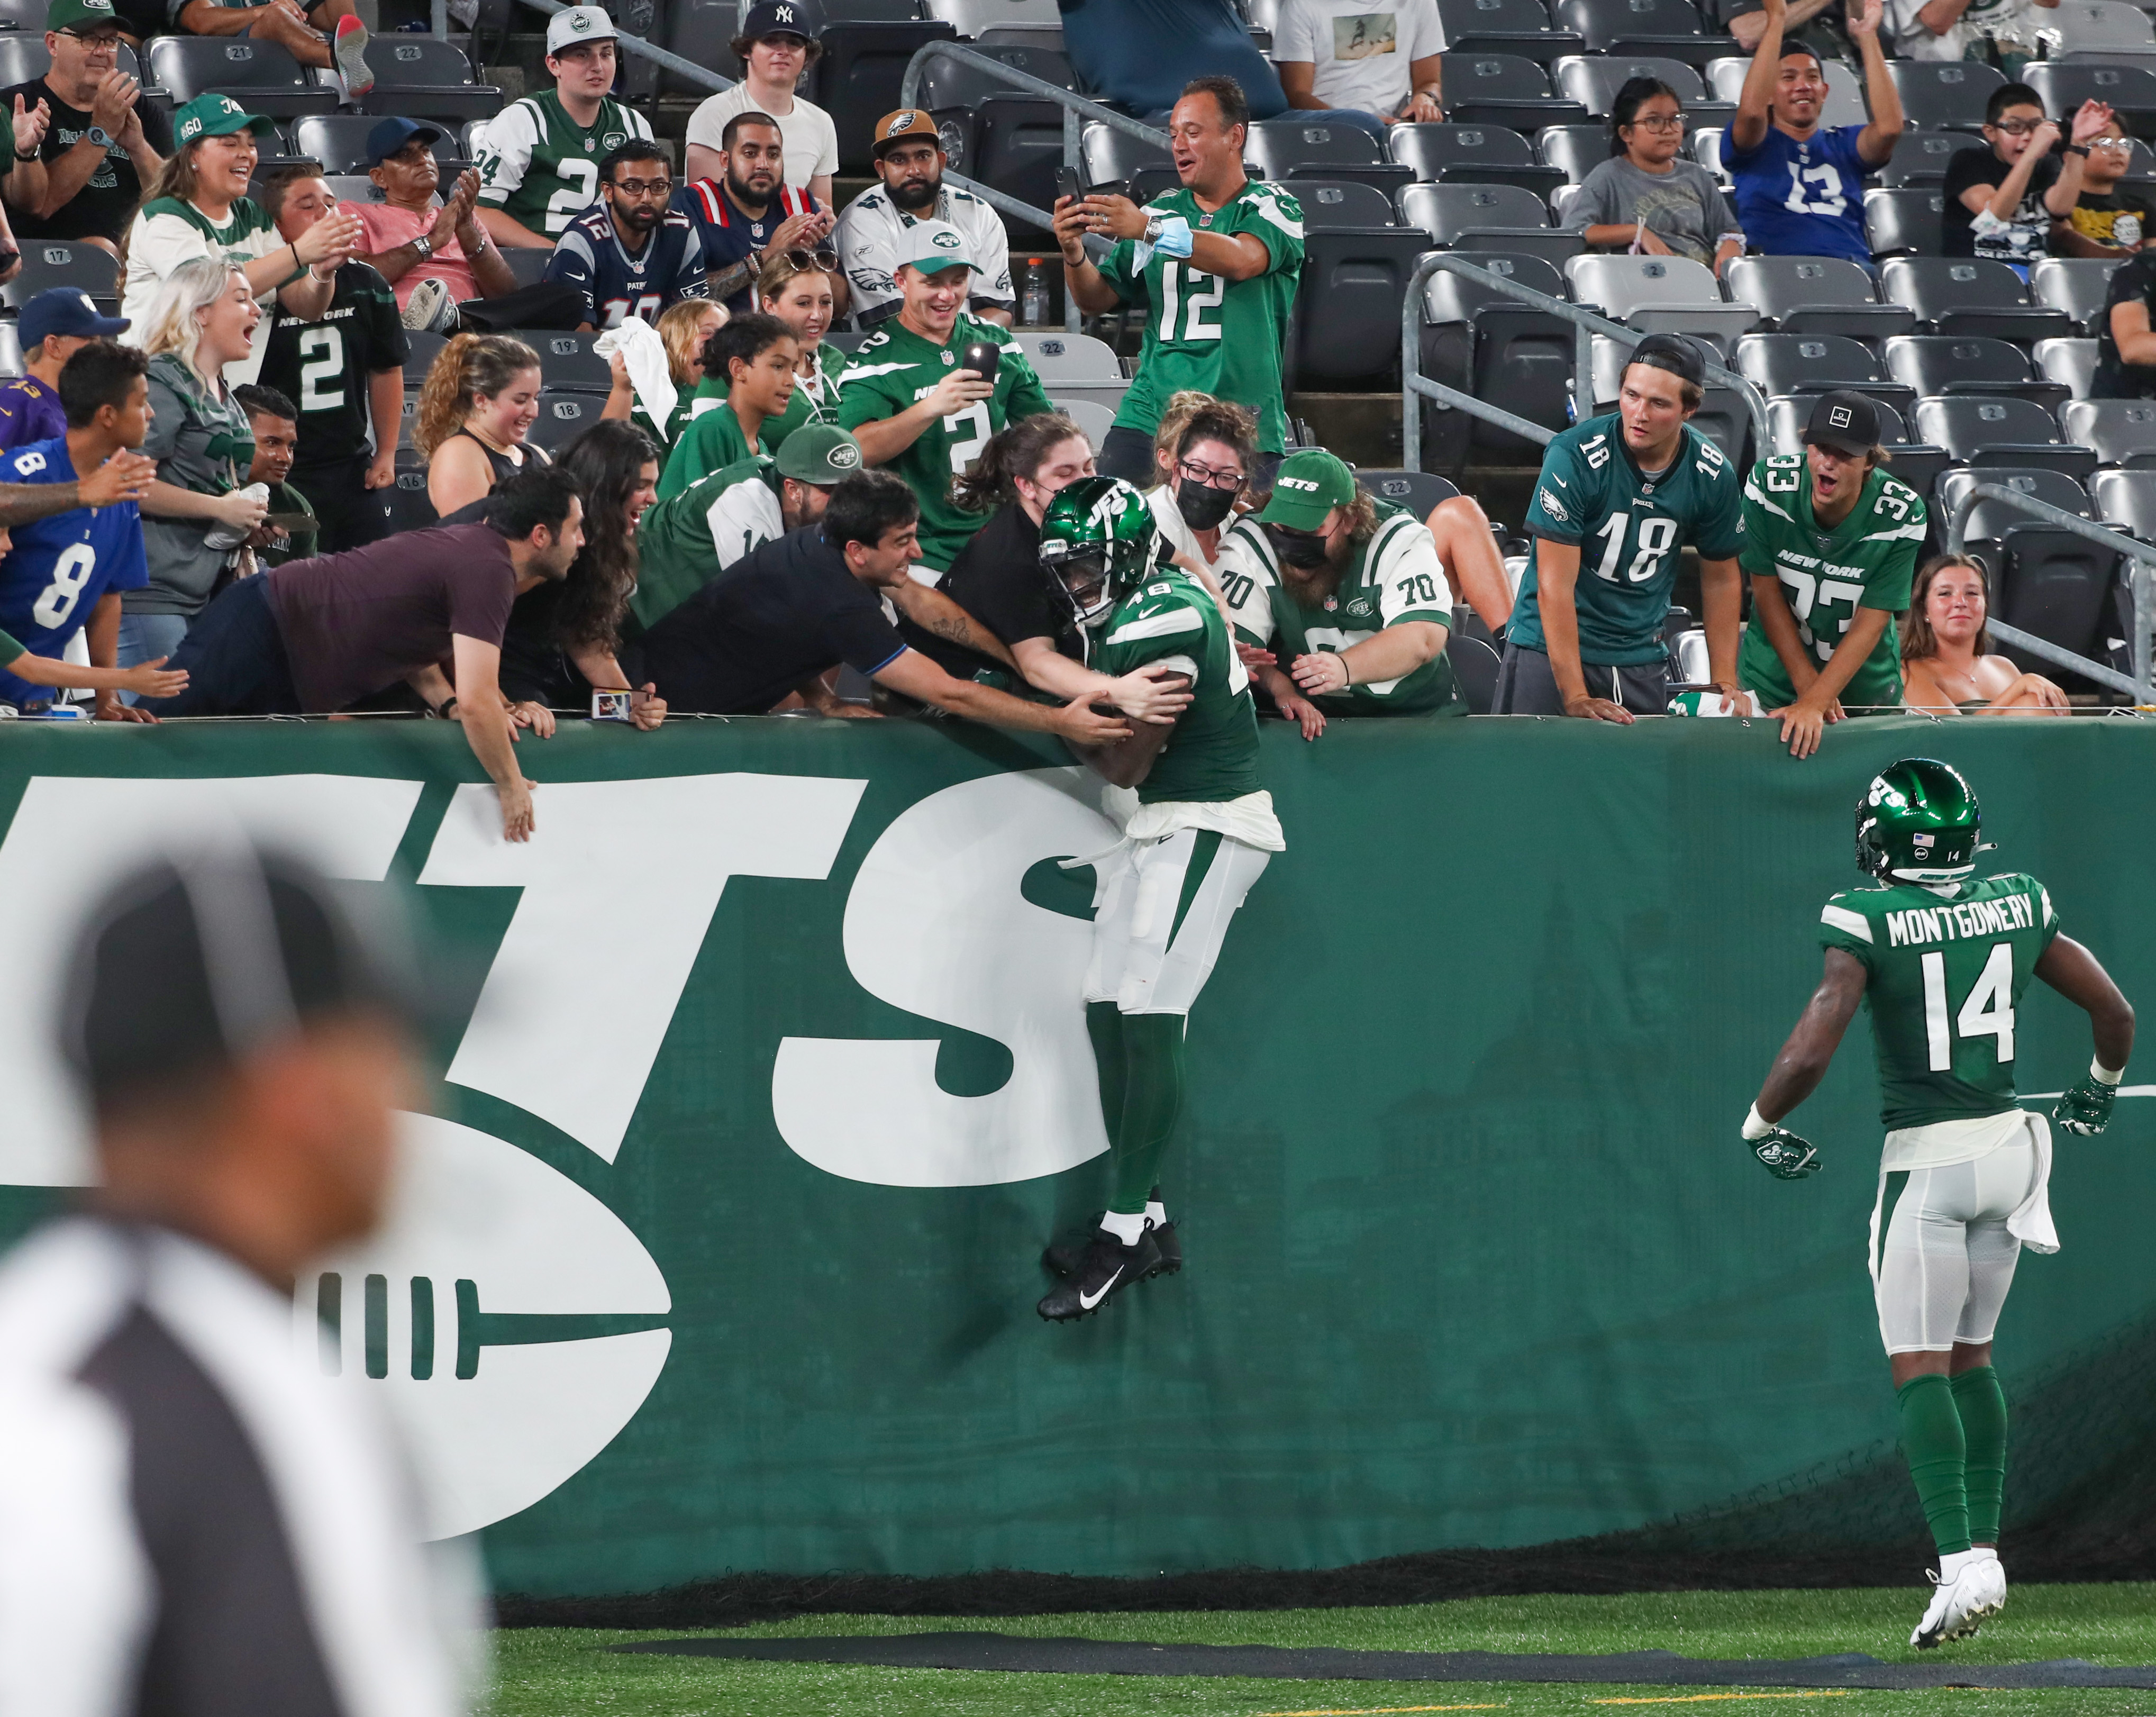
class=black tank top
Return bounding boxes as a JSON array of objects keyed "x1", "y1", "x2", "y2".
[{"x1": 445, "y1": 427, "x2": 550, "y2": 502}]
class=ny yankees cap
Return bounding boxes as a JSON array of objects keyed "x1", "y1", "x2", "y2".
[
  {"x1": 740, "y1": 0, "x2": 816, "y2": 39},
  {"x1": 1626, "y1": 331, "x2": 1707, "y2": 390},
  {"x1": 1257, "y1": 448, "x2": 1357, "y2": 531},
  {"x1": 545, "y1": 4, "x2": 616, "y2": 52},
  {"x1": 1804, "y1": 388, "x2": 1881, "y2": 456},
  {"x1": 893, "y1": 219, "x2": 972, "y2": 276},
  {"x1": 775, "y1": 424, "x2": 863, "y2": 486},
  {"x1": 872, "y1": 109, "x2": 942, "y2": 157}
]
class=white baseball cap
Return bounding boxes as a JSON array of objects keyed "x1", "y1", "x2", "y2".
[{"x1": 546, "y1": 5, "x2": 617, "y2": 53}]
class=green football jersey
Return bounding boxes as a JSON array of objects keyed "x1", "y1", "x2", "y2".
[
  {"x1": 1093, "y1": 568, "x2": 1262, "y2": 805},
  {"x1": 657, "y1": 399, "x2": 761, "y2": 501},
  {"x1": 1819, "y1": 871, "x2": 2061, "y2": 1130},
  {"x1": 475, "y1": 90, "x2": 654, "y2": 239},
  {"x1": 1509, "y1": 413, "x2": 1746, "y2": 666},
  {"x1": 629, "y1": 453, "x2": 778, "y2": 633},
  {"x1": 1216, "y1": 497, "x2": 1464, "y2": 715},
  {"x1": 1097, "y1": 181, "x2": 1304, "y2": 454},
  {"x1": 686, "y1": 338, "x2": 848, "y2": 453},
  {"x1": 835, "y1": 313, "x2": 1053, "y2": 571},
  {"x1": 1737, "y1": 455, "x2": 1925, "y2": 712}
]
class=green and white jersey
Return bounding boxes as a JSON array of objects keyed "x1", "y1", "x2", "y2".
[
  {"x1": 835, "y1": 312, "x2": 1052, "y2": 571},
  {"x1": 1216, "y1": 497, "x2": 1464, "y2": 716},
  {"x1": 685, "y1": 338, "x2": 849, "y2": 452},
  {"x1": 475, "y1": 90, "x2": 654, "y2": 239},
  {"x1": 629, "y1": 453, "x2": 778, "y2": 634},
  {"x1": 656, "y1": 399, "x2": 761, "y2": 501},
  {"x1": 1819, "y1": 871, "x2": 2061, "y2": 1130},
  {"x1": 1509, "y1": 413, "x2": 1746, "y2": 666},
  {"x1": 119, "y1": 195, "x2": 285, "y2": 384},
  {"x1": 1097, "y1": 181, "x2": 1304, "y2": 454},
  {"x1": 1093, "y1": 568, "x2": 1262, "y2": 806},
  {"x1": 1737, "y1": 455, "x2": 1925, "y2": 712}
]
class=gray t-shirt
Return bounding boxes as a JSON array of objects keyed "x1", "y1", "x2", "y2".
[
  {"x1": 1565, "y1": 155, "x2": 1739, "y2": 267},
  {"x1": 126, "y1": 353, "x2": 255, "y2": 619}
]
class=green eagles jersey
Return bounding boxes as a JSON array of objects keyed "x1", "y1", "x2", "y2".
[
  {"x1": 1216, "y1": 497, "x2": 1464, "y2": 715},
  {"x1": 1092, "y1": 568, "x2": 1261, "y2": 805},
  {"x1": 1819, "y1": 871, "x2": 2061, "y2": 1130},
  {"x1": 475, "y1": 89, "x2": 656, "y2": 239},
  {"x1": 629, "y1": 453, "x2": 779, "y2": 633},
  {"x1": 1509, "y1": 413, "x2": 1746, "y2": 666},
  {"x1": 686, "y1": 338, "x2": 849, "y2": 453},
  {"x1": 1737, "y1": 455, "x2": 1925, "y2": 712},
  {"x1": 657, "y1": 399, "x2": 761, "y2": 501},
  {"x1": 835, "y1": 313, "x2": 1053, "y2": 570},
  {"x1": 1098, "y1": 181, "x2": 1304, "y2": 455}
]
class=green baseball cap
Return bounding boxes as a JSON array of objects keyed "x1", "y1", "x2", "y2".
[
  {"x1": 46, "y1": 0, "x2": 120, "y2": 33},
  {"x1": 1257, "y1": 448, "x2": 1358, "y2": 531},
  {"x1": 774, "y1": 424, "x2": 863, "y2": 486},
  {"x1": 172, "y1": 93, "x2": 278, "y2": 148}
]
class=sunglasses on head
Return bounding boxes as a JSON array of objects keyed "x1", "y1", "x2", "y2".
[{"x1": 772, "y1": 246, "x2": 840, "y2": 274}]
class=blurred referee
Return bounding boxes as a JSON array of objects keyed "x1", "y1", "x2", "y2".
[{"x1": 0, "y1": 845, "x2": 478, "y2": 1717}]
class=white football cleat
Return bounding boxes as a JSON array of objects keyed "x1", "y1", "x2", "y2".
[
  {"x1": 1962, "y1": 1552, "x2": 2008, "y2": 1627},
  {"x1": 1911, "y1": 1563, "x2": 1991, "y2": 1650}
]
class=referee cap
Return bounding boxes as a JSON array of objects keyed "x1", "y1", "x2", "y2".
[{"x1": 59, "y1": 844, "x2": 423, "y2": 1109}]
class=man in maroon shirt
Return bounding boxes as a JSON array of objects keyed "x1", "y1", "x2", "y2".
[{"x1": 143, "y1": 467, "x2": 583, "y2": 843}]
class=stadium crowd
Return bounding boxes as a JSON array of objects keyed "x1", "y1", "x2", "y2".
[{"x1": 0, "y1": 0, "x2": 2137, "y2": 833}]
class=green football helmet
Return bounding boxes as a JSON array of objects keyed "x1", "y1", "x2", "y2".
[
  {"x1": 1039, "y1": 476, "x2": 1161, "y2": 628},
  {"x1": 1855, "y1": 757, "x2": 1982, "y2": 885}
]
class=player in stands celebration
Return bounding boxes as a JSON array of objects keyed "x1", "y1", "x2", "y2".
[
  {"x1": 1036, "y1": 477, "x2": 1282, "y2": 1322},
  {"x1": 1741, "y1": 758, "x2": 2134, "y2": 1649},
  {"x1": 1736, "y1": 391, "x2": 1927, "y2": 757}
]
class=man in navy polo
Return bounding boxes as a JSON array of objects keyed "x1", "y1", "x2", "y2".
[{"x1": 0, "y1": 287, "x2": 128, "y2": 453}]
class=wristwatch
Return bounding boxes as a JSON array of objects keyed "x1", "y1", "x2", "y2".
[
  {"x1": 411, "y1": 233, "x2": 434, "y2": 259},
  {"x1": 1143, "y1": 213, "x2": 1163, "y2": 243},
  {"x1": 2066, "y1": 143, "x2": 2091, "y2": 157},
  {"x1": 85, "y1": 126, "x2": 111, "y2": 148}
]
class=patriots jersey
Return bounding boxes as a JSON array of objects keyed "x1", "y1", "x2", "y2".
[
  {"x1": 675, "y1": 178, "x2": 820, "y2": 312},
  {"x1": 0, "y1": 437, "x2": 147, "y2": 706},
  {"x1": 543, "y1": 203, "x2": 709, "y2": 330}
]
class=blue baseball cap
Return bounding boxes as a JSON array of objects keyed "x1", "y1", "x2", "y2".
[
  {"x1": 19, "y1": 287, "x2": 127, "y2": 349},
  {"x1": 364, "y1": 115, "x2": 444, "y2": 168}
]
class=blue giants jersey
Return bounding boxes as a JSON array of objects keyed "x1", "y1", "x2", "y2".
[
  {"x1": 0, "y1": 437, "x2": 147, "y2": 706},
  {"x1": 1722, "y1": 122, "x2": 1873, "y2": 264},
  {"x1": 542, "y1": 203, "x2": 710, "y2": 330}
]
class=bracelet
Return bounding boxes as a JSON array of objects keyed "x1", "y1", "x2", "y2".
[
  {"x1": 1338, "y1": 652, "x2": 1352, "y2": 688},
  {"x1": 2067, "y1": 143, "x2": 2091, "y2": 158},
  {"x1": 12, "y1": 148, "x2": 35, "y2": 162},
  {"x1": 435, "y1": 696, "x2": 459, "y2": 719},
  {"x1": 412, "y1": 234, "x2": 434, "y2": 260},
  {"x1": 280, "y1": 242, "x2": 307, "y2": 287}
]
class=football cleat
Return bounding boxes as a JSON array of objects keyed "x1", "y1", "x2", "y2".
[
  {"x1": 1044, "y1": 1216, "x2": 1180, "y2": 1280},
  {"x1": 1038, "y1": 1227, "x2": 1160, "y2": 1322},
  {"x1": 2053, "y1": 1076, "x2": 2118, "y2": 1137},
  {"x1": 1911, "y1": 1564, "x2": 1990, "y2": 1650},
  {"x1": 1750, "y1": 1127, "x2": 1821, "y2": 1180}
]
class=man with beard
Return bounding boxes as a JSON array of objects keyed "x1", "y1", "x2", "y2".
[
  {"x1": 836, "y1": 109, "x2": 1014, "y2": 329},
  {"x1": 676, "y1": 110, "x2": 834, "y2": 314},
  {"x1": 1215, "y1": 447, "x2": 1463, "y2": 737},
  {"x1": 545, "y1": 140, "x2": 709, "y2": 332}
]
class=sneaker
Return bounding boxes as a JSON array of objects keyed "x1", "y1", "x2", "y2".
[
  {"x1": 1044, "y1": 1218, "x2": 1178, "y2": 1280},
  {"x1": 402, "y1": 276, "x2": 457, "y2": 334},
  {"x1": 334, "y1": 14, "x2": 374, "y2": 99},
  {"x1": 1037, "y1": 1226, "x2": 1159, "y2": 1322},
  {"x1": 1910, "y1": 1563, "x2": 1991, "y2": 1650}
]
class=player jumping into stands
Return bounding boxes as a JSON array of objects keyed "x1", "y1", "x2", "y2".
[
  {"x1": 1741, "y1": 758, "x2": 2133, "y2": 1649},
  {"x1": 1035, "y1": 477, "x2": 1281, "y2": 1322}
]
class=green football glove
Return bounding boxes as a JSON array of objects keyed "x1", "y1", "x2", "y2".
[
  {"x1": 2053, "y1": 1076, "x2": 2119, "y2": 1137},
  {"x1": 1750, "y1": 1128, "x2": 1821, "y2": 1180}
]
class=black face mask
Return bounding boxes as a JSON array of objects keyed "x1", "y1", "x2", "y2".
[
  {"x1": 1265, "y1": 522, "x2": 1332, "y2": 570},
  {"x1": 1175, "y1": 477, "x2": 1238, "y2": 531}
]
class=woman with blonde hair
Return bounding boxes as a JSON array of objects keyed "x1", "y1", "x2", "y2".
[
  {"x1": 116, "y1": 258, "x2": 272, "y2": 673},
  {"x1": 601, "y1": 298, "x2": 726, "y2": 450},
  {"x1": 417, "y1": 333, "x2": 548, "y2": 519},
  {"x1": 1900, "y1": 554, "x2": 2070, "y2": 714}
]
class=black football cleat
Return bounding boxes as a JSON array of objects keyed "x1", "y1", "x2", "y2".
[
  {"x1": 1044, "y1": 1216, "x2": 1180, "y2": 1280},
  {"x1": 1038, "y1": 1227, "x2": 1161, "y2": 1321}
]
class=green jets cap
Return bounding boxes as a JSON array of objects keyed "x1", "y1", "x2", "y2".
[
  {"x1": 1257, "y1": 448, "x2": 1358, "y2": 531},
  {"x1": 171, "y1": 93, "x2": 278, "y2": 148},
  {"x1": 774, "y1": 424, "x2": 863, "y2": 486},
  {"x1": 46, "y1": 0, "x2": 119, "y2": 34},
  {"x1": 893, "y1": 220, "x2": 972, "y2": 277}
]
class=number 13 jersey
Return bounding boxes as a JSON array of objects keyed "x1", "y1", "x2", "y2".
[
  {"x1": 1097, "y1": 181, "x2": 1305, "y2": 456},
  {"x1": 0, "y1": 437, "x2": 147, "y2": 706}
]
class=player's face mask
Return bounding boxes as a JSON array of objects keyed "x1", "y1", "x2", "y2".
[{"x1": 1051, "y1": 549, "x2": 1114, "y2": 625}]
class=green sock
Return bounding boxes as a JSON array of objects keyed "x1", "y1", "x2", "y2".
[
  {"x1": 1109, "y1": 1014, "x2": 1185, "y2": 1215},
  {"x1": 1897, "y1": 1374, "x2": 1973, "y2": 1556},
  {"x1": 1951, "y1": 1367, "x2": 2008, "y2": 1546},
  {"x1": 1086, "y1": 1001, "x2": 1126, "y2": 1153}
]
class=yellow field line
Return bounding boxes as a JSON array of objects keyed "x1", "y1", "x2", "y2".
[
  {"x1": 1256, "y1": 1704, "x2": 1509, "y2": 1714},
  {"x1": 1593, "y1": 1695, "x2": 1855, "y2": 1706}
]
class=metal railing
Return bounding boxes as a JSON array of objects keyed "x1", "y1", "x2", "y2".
[
  {"x1": 1944, "y1": 483, "x2": 2155, "y2": 704},
  {"x1": 1400, "y1": 250, "x2": 1774, "y2": 472}
]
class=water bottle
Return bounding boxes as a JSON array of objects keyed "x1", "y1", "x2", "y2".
[{"x1": 1023, "y1": 259, "x2": 1050, "y2": 326}]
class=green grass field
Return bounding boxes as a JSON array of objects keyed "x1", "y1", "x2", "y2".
[{"x1": 492, "y1": 1584, "x2": 2156, "y2": 1716}]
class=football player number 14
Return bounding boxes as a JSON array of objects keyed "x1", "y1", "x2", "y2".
[{"x1": 1921, "y1": 942, "x2": 2015, "y2": 1072}]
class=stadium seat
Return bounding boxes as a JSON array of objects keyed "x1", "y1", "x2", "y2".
[
  {"x1": 1863, "y1": 188, "x2": 1946, "y2": 259},
  {"x1": 927, "y1": 0, "x2": 1060, "y2": 32},
  {"x1": 144, "y1": 37, "x2": 335, "y2": 119},
  {"x1": 1080, "y1": 121, "x2": 1169, "y2": 193},
  {"x1": 502, "y1": 247, "x2": 552, "y2": 289},
  {"x1": 0, "y1": 34, "x2": 147, "y2": 86},
  {"x1": 1453, "y1": 225, "x2": 1584, "y2": 264},
  {"x1": 402, "y1": 330, "x2": 448, "y2": 390},
  {"x1": 1443, "y1": 52, "x2": 1590, "y2": 127},
  {"x1": 1553, "y1": 0, "x2": 1717, "y2": 60},
  {"x1": 1437, "y1": 0, "x2": 1585, "y2": 61},
  {"x1": 1552, "y1": 55, "x2": 1705, "y2": 116},
  {"x1": 1358, "y1": 468, "x2": 1462, "y2": 516},
  {"x1": 811, "y1": 16, "x2": 960, "y2": 171},
  {"x1": 322, "y1": 172, "x2": 379, "y2": 206},
  {"x1": 1884, "y1": 59, "x2": 2004, "y2": 131},
  {"x1": 662, "y1": 0, "x2": 743, "y2": 96},
  {"x1": 0, "y1": 323, "x2": 19, "y2": 378},
  {"x1": 965, "y1": 97, "x2": 1065, "y2": 232},
  {"x1": 1418, "y1": 251, "x2": 1575, "y2": 468},
  {"x1": 1244, "y1": 121, "x2": 1386, "y2": 183},
  {"x1": 1734, "y1": 333, "x2": 1918, "y2": 419},
  {"x1": 349, "y1": 37, "x2": 501, "y2": 122},
  {"x1": 2, "y1": 241, "x2": 117, "y2": 313},
  {"x1": 1298, "y1": 180, "x2": 1400, "y2": 227},
  {"x1": 1536, "y1": 123, "x2": 1610, "y2": 186},
  {"x1": 526, "y1": 390, "x2": 603, "y2": 451},
  {"x1": 1915, "y1": 396, "x2": 2097, "y2": 479},
  {"x1": 1444, "y1": 633, "x2": 1502, "y2": 711},
  {"x1": 1388, "y1": 123, "x2": 1567, "y2": 200},
  {"x1": 395, "y1": 391, "x2": 420, "y2": 452},
  {"x1": 514, "y1": 330, "x2": 612, "y2": 394},
  {"x1": 2024, "y1": 61, "x2": 2156, "y2": 133},
  {"x1": 1885, "y1": 335, "x2": 2072, "y2": 414},
  {"x1": 1017, "y1": 330, "x2": 1126, "y2": 414},
  {"x1": 2036, "y1": 337, "x2": 2099, "y2": 402},
  {"x1": 2048, "y1": 0, "x2": 2156, "y2": 50},
  {"x1": 1564, "y1": 253, "x2": 1760, "y2": 349},
  {"x1": 1404, "y1": 180, "x2": 1549, "y2": 242},
  {"x1": 294, "y1": 114, "x2": 467, "y2": 175},
  {"x1": 1876, "y1": 129, "x2": 1972, "y2": 187},
  {"x1": 2064, "y1": 398, "x2": 2156, "y2": 467},
  {"x1": 1878, "y1": 258, "x2": 2072, "y2": 344},
  {"x1": 377, "y1": 466, "x2": 437, "y2": 534},
  {"x1": 1723, "y1": 256, "x2": 1915, "y2": 339},
  {"x1": 1054, "y1": 396, "x2": 1114, "y2": 450},
  {"x1": 913, "y1": 40, "x2": 1073, "y2": 108},
  {"x1": 1287, "y1": 225, "x2": 1433, "y2": 388},
  {"x1": 2091, "y1": 465, "x2": 2156, "y2": 534},
  {"x1": 2031, "y1": 257, "x2": 2123, "y2": 335}
]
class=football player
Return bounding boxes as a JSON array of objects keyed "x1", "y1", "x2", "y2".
[
  {"x1": 1740, "y1": 758, "x2": 2134, "y2": 1648},
  {"x1": 1036, "y1": 477, "x2": 1283, "y2": 1322}
]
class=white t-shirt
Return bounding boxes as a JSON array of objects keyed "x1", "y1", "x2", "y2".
[
  {"x1": 120, "y1": 196, "x2": 289, "y2": 385},
  {"x1": 684, "y1": 85, "x2": 839, "y2": 187},
  {"x1": 1272, "y1": 0, "x2": 1446, "y2": 117}
]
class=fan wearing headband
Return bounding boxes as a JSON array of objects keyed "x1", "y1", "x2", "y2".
[
  {"x1": 1739, "y1": 758, "x2": 2133, "y2": 1652},
  {"x1": 1034, "y1": 476, "x2": 1285, "y2": 1325}
]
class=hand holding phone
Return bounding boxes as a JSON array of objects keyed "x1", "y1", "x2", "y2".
[{"x1": 961, "y1": 340, "x2": 1002, "y2": 383}]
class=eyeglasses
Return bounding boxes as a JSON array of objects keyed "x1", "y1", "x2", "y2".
[
  {"x1": 1627, "y1": 112, "x2": 1687, "y2": 131},
  {"x1": 611, "y1": 176, "x2": 673, "y2": 197},
  {"x1": 58, "y1": 29, "x2": 121, "y2": 47},
  {"x1": 1990, "y1": 117, "x2": 2049, "y2": 135},
  {"x1": 1176, "y1": 456, "x2": 1245, "y2": 490}
]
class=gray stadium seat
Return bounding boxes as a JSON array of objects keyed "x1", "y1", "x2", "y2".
[
  {"x1": 1877, "y1": 129, "x2": 1975, "y2": 187},
  {"x1": 402, "y1": 330, "x2": 448, "y2": 389},
  {"x1": 514, "y1": 330, "x2": 612, "y2": 394},
  {"x1": 1864, "y1": 188, "x2": 1947, "y2": 259},
  {"x1": 1389, "y1": 122, "x2": 1566, "y2": 200},
  {"x1": 927, "y1": 0, "x2": 1059, "y2": 31},
  {"x1": 2031, "y1": 258, "x2": 2123, "y2": 335},
  {"x1": 1453, "y1": 225, "x2": 1585, "y2": 264},
  {"x1": 1536, "y1": 123, "x2": 1609, "y2": 186},
  {"x1": 1298, "y1": 180, "x2": 1400, "y2": 228},
  {"x1": 1444, "y1": 51, "x2": 1590, "y2": 127},
  {"x1": 1885, "y1": 335, "x2": 2072, "y2": 414},
  {"x1": 0, "y1": 34, "x2": 145, "y2": 86},
  {"x1": 1884, "y1": 59, "x2": 2004, "y2": 131},
  {"x1": 294, "y1": 114, "x2": 467, "y2": 175},
  {"x1": 1054, "y1": 397, "x2": 1114, "y2": 450},
  {"x1": 1448, "y1": 633, "x2": 1503, "y2": 711},
  {"x1": 1418, "y1": 251, "x2": 1575, "y2": 468},
  {"x1": 2036, "y1": 338, "x2": 2099, "y2": 403},
  {"x1": 526, "y1": 390, "x2": 603, "y2": 451},
  {"x1": 2091, "y1": 465, "x2": 2156, "y2": 534},
  {"x1": 662, "y1": 0, "x2": 743, "y2": 96},
  {"x1": 1552, "y1": 0, "x2": 1713, "y2": 55},
  {"x1": 966, "y1": 97, "x2": 1065, "y2": 230},
  {"x1": 1878, "y1": 258, "x2": 2074, "y2": 344},
  {"x1": 1080, "y1": 121, "x2": 1169, "y2": 193},
  {"x1": 2024, "y1": 62, "x2": 2156, "y2": 132},
  {"x1": 1246, "y1": 122, "x2": 1387, "y2": 181},
  {"x1": 502, "y1": 246, "x2": 552, "y2": 288},
  {"x1": 1915, "y1": 396, "x2": 2097, "y2": 480},
  {"x1": 1734, "y1": 333, "x2": 1917, "y2": 419},
  {"x1": 810, "y1": 15, "x2": 961, "y2": 171},
  {"x1": 144, "y1": 36, "x2": 335, "y2": 119},
  {"x1": 1552, "y1": 55, "x2": 1705, "y2": 116},
  {"x1": 2048, "y1": 0, "x2": 2156, "y2": 50},
  {"x1": 1438, "y1": 0, "x2": 1585, "y2": 60},
  {"x1": 913, "y1": 40, "x2": 1073, "y2": 108},
  {"x1": 349, "y1": 37, "x2": 501, "y2": 122},
  {"x1": 1358, "y1": 468, "x2": 1462, "y2": 517},
  {"x1": 0, "y1": 323, "x2": 20, "y2": 379},
  {"x1": 2063, "y1": 398, "x2": 2156, "y2": 467},
  {"x1": 2, "y1": 241, "x2": 117, "y2": 313},
  {"x1": 1404, "y1": 180, "x2": 1549, "y2": 242},
  {"x1": 376, "y1": 465, "x2": 438, "y2": 532},
  {"x1": 1723, "y1": 256, "x2": 1915, "y2": 339},
  {"x1": 1939, "y1": 467, "x2": 2119, "y2": 679},
  {"x1": 1936, "y1": 466, "x2": 2093, "y2": 536},
  {"x1": 322, "y1": 172, "x2": 379, "y2": 205},
  {"x1": 1565, "y1": 253, "x2": 1759, "y2": 350}
]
